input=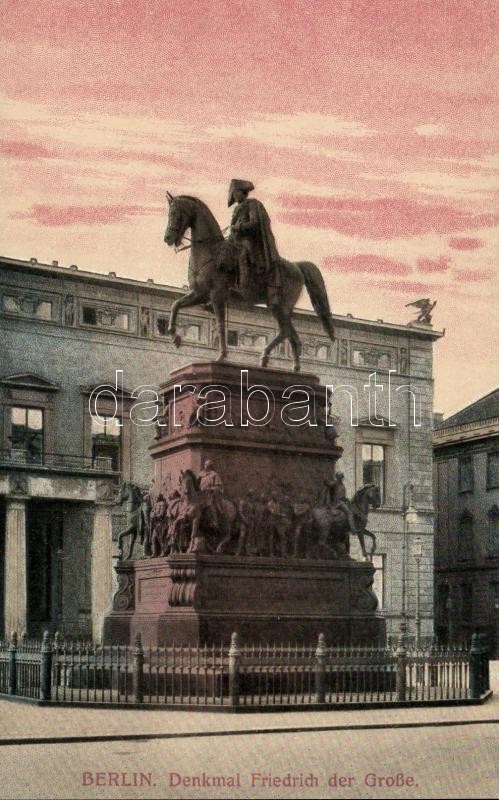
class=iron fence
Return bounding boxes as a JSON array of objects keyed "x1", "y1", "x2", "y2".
[{"x1": 0, "y1": 631, "x2": 490, "y2": 710}]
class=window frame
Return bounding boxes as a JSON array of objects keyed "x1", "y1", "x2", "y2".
[
  {"x1": 486, "y1": 451, "x2": 499, "y2": 490},
  {"x1": 9, "y1": 405, "x2": 45, "y2": 464},
  {"x1": 458, "y1": 454, "x2": 474, "y2": 493},
  {"x1": 361, "y1": 443, "x2": 386, "y2": 504}
]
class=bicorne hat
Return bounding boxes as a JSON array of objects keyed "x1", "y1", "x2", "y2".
[{"x1": 228, "y1": 179, "x2": 255, "y2": 206}]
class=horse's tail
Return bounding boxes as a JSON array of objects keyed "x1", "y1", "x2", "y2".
[{"x1": 298, "y1": 261, "x2": 335, "y2": 342}]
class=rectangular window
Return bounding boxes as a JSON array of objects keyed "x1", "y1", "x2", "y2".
[
  {"x1": 184, "y1": 324, "x2": 201, "y2": 342},
  {"x1": 3, "y1": 294, "x2": 52, "y2": 320},
  {"x1": 458, "y1": 455, "x2": 474, "y2": 492},
  {"x1": 371, "y1": 554, "x2": 384, "y2": 610},
  {"x1": 227, "y1": 329, "x2": 238, "y2": 346},
  {"x1": 458, "y1": 512, "x2": 473, "y2": 561},
  {"x1": 91, "y1": 415, "x2": 121, "y2": 471},
  {"x1": 488, "y1": 506, "x2": 499, "y2": 556},
  {"x1": 82, "y1": 305, "x2": 130, "y2": 330},
  {"x1": 156, "y1": 316, "x2": 168, "y2": 336},
  {"x1": 82, "y1": 306, "x2": 97, "y2": 325},
  {"x1": 362, "y1": 443, "x2": 385, "y2": 502},
  {"x1": 10, "y1": 406, "x2": 44, "y2": 464},
  {"x1": 461, "y1": 583, "x2": 473, "y2": 624},
  {"x1": 487, "y1": 451, "x2": 499, "y2": 489}
]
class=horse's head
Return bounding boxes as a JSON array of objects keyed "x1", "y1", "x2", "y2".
[
  {"x1": 115, "y1": 482, "x2": 127, "y2": 504},
  {"x1": 366, "y1": 484, "x2": 382, "y2": 509},
  {"x1": 179, "y1": 468, "x2": 200, "y2": 495},
  {"x1": 352, "y1": 483, "x2": 381, "y2": 510},
  {"x1": 164, "y1": 192, "x2": 192, "y2": 248}
]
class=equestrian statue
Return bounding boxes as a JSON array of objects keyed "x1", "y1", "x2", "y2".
[
  {"x1": 164, "y1": 179, "x2": 335, "y2": 372},
  {"x1": 115, "y1": 481, "x2": 150, "y2": 560},
  {"x1": 295, "y1": 479, "x2": 381, "y2": 561}
]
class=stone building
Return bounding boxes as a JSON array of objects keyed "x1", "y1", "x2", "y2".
[
  {"x1": 433, "y1": 390, "x2": 499, "y2": 656},
  {"x1": 0, "y1": 255, "x2": 442, "y2": 642}
]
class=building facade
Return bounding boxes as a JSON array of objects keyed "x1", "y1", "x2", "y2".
[
  {"x1": 433, "y1": 390, "x2": 499, "y2": 656},
  {"x1": 0, "y1": 256, "x2": 442, "y2": 642}
]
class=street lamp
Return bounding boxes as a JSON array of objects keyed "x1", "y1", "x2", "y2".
[
  {"x1": 401, "y1": 482, "x2": 418, "y2": 643},
  {"x1": 413, "y1": 537, "x2": 424, "y2": 647}
]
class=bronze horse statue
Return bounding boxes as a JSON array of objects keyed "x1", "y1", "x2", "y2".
[
  {"x1": 115, "y1": 481, "x2": 147, "y2": 560},
  {"x1": 297, "y1": 484, "x2": 381, "y2": 560},
  {"x1": 169, "y1": 469, "x2": 239, "y2": 554},
  {"x1": 163, "y1": 193, "x2": 335, "y2": 372}
]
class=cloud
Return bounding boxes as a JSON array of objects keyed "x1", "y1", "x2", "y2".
[
  {"x1": 361, "y1": 169, "x2": 499, "y2": 199},
  {"x1": 449, "y1": 237, "x2": 485, "y2": 250},
  {"x1": 417, "y1": 256, "x2": 452, "y2": 273},
  {"x1": 323, "y1": 254, "x2": 411, "y2": 276},
  {"x1": 414, "y1": 123, "x2": 448, "y2": 136},
  {"x1": 453, "y1": 268, "x2": 495, "y2": 282},
  {"x1": 277, "y1": 194, "x2": 499, "y2": 239},
  {"x1": 10, "y1": 204, "x2": 158, "y2": 226},
  {"x1": 362, "y1": 279, "x2": 439, "y2": 294},
  {"x1": 206, "y1": 112, "x2": 375, "y2": 163},
  {"x1": 0, "y1": 138, "x2": 53, "y2": 159}
]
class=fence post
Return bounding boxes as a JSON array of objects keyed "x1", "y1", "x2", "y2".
[
  {"x1": 40, "y1": 630, "x2": 53, "y2": 701},
  {"x1": 228, "y1": 632, "x2": 241, "y2": 707},
  {"x1": 469, "y1": 632, "x2": 483, "y2": 698},
  {"x1": 479, "y1": 634, "x2": 490, "y2": 692},
  {"x1": 8, "y1": 631, "x2": 17, "y2": 696},
  {"x1": 133, "y1": 632, "x2": 144, "y2": 704},
  {"x1": 315, "y1": 633, "x2": 326, "y2": 704},
  {"x1": 396, "y1": 629, "x2": 407, "y2": 701}
]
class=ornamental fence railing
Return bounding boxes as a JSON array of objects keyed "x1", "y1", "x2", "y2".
[{"x1": 0, "y1": 631, "x2": 491, "y2": 711}]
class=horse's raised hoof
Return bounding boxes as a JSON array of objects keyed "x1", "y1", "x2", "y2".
[
  {"x1": 260, "y1": 354, "x2": 269, "y2": 368},
  {"x1": 170, "y1": 332, "x2": 181, "y2": 348},
  {"x1": 293, "y1": 363, "x2": 301, "y2": 373}
]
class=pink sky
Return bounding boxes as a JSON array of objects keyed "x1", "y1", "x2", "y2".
[{"x1": 1, "y1": 0, "x2": 497, "y2": 415}]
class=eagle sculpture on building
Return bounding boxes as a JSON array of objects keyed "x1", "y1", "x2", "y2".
[{"x1": 405, "y1": 298, "x2": 437, "y2": 324}]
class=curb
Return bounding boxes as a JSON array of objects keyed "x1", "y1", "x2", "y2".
[{"x1": 0, "y1": 717, "x2": 497, "y2": 747}]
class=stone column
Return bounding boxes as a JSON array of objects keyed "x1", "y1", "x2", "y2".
[
  {"x1": 4, "y1": 499, "x2": 28, "y2": 637},
  {"x1": 91, "y1": 503, "x2": 114, "y2": 642}
]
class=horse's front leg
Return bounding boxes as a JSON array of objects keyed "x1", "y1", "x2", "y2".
[
  {"x1": 126, "y1": 532, "x2": 137, "y2": 561},
  {"x1": 212, "y1": 293, "x2": 228, "y2": 362},
  {"x1": 117, "y1": 521, "x2": 135, "y2": 559},
  {"x1": 168, "y1": 290, "x2": 205, "y2": 347}
]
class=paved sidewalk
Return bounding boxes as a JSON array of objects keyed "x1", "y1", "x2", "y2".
[
  {"x1": 0, "y1": 693, "x2": 496, "y2": 744},
  {"x1": 1, "y1": 662, "x2": 497, "y2": 745}
]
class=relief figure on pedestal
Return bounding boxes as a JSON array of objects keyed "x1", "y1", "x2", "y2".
[
  {"x1": 298, "y1": 480, "x2": 380, "y2": 560},
  {"x1": 149, "y1": 493, "x2": 168, "y2": 557},
  {"x1": 115, "y1": 481, "x2": 147, "y2": 560}
]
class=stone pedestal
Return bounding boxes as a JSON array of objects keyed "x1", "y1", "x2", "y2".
[
  {"x1": 103, "y1": 554, "x2": 385, "y2": 646},
  {"x1": 150, "y1": 361, "x2": 342, "y2": 506},
  {"x1": 103, "y1": 361, "x2": 385, "y2": 648}
]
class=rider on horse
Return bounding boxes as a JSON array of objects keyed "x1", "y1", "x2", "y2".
[
  {"x1": 226, "y1": 179, "x2": 281, "y2": 306},
  {"x1": 322, "y1": 473, "x2": 358, "y2": 536}
]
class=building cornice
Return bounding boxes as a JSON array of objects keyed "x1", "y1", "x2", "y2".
[
  {"x1": 0, "y1": 255, "x2": 445, "y2": 341},
  {"x1": 433, "y1": 418, "x2": 499, "y2": 448}
]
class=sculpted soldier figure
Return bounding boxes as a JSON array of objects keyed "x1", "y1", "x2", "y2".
[
  {"x1": 150, "y1": 493, "x2": 168, "y2": 557},
  {"x1": 227, "y1": 178, "x2": 281, "y2": 306},
  {"x1": 199, "y1": 459, "x2": 225, "y2": 531},
  {"x1": 236, "y1": 489, "x2": 258, "y2": 556},
  {"x1": 267, "y1": 491, "x2": 290, "y2": 558}
]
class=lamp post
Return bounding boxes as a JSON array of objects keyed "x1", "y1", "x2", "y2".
[
  {"x1": 401, "y1": 482, "x2": 418, "y2": 643},
  {"x1": 413, "y1": 537, "x2": 424, "y2": 648}
]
